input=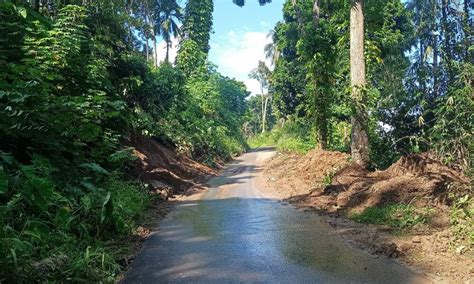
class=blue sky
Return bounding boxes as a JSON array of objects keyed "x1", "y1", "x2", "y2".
[
  {"x1": 209, "y1": 0, "x2": 284, "y2": 94},
  {"x1": 160, "y1": 0, "x2": 284, "y2": 94}
]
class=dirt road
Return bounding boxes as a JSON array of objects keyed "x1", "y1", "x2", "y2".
[{"x1": 123, "y1": 148, "x2": 428, "y2": 283}]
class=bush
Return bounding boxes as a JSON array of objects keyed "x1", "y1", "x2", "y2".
[
  {"x1": 0, "y1": 161, "x2": 149, "y2": 282},
  {"x1": 248, "y1": 121, "x2": 315, "y2": 153},
  {"x1": 351, "y1": 204, "x2": 433, "y2": 231}
]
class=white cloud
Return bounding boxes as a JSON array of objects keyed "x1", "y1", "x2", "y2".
[
  {"x1": 244, "y1": 79, "x2": 262, "y2": 95},
  {"x1": 153, "y1": 29, "x2": 273, "y2": 95},
  {"x1": 210, "y1": 30, "x2": 272, "y2": 95},
  {"x1": 156, "y1": 37, "x2": 179, "y2": 65}
]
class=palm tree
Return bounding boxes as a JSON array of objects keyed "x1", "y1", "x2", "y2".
[
  {"x1": 249, "y1": 61, "x2": 271, "y2": 133},
  {"x1": 155, "y1": 0, "x2": 183, "y2": 64},
  {"x1": 264, "y1": 29, "x2": 279, "y2": 66}
]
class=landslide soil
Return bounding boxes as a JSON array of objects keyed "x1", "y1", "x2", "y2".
[
  {"x1": 115, "y1": 134, "x2": 218, "y2": 280},
  {"x1": 262, "y1": 149, "x2": 473, "y2": 282}
]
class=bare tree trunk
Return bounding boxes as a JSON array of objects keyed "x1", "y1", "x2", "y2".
[
  {"x1": 261, "y1": 94, "x2": 265, "y2": 133},
  {"x1": 433, "y1": 30, "x2": 439, "y2": 98},
  {"x1": 145, "y1": 42, "x2": 149, "y2": 61},
  {"x1": 165, "y1": 41, "x2": 170, "y2": 63},
  {"x1": 152, "y1": 30, "x2": 158, "y2": 67},
  {"x1": 350, "y1": 0, "x2": 369, "y2": 168},
  {"x1": 312, "y1": 0, "x2": 320, "y2": 28},
  {"x1": 262, "y1": 95, "x2": 269, "y2": 133},
  {"x1": 144, "y1": 0, "x2": 150, "y2": 62}
]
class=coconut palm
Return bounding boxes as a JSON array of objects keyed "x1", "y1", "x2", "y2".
[
  {"x1": 264, "y1": 29, "x2": 279, "y2": 66},
  {"x1": 155, "y1": 0, "x2": 183, "y2": 63}
]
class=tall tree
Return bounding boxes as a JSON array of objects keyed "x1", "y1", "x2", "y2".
[
  {"x1": 249, "y1": 61, "x2": 271, "y2": 133},
  {"x1": 264, "y1": 29, "x2": 279, "y2": 66},
  {"x1": 350, "y1": 0, "x2": 369, "y2": 167},
  {"x1": 182, "y1": 0, "x2": 213, "y2": 54},
  {"x1": 155, "y1": 0, "x2": 182, "y2": 63}
]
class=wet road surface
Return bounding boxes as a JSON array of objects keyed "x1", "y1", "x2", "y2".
[{"x1": 124, "y1": 148, "x2": 426, "y2": 283}]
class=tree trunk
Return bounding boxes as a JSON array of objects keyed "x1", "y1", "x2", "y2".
[
  {"x1": 145, "y1": 42, "x2": 149, "y2": 62},
  {"x1": 442, "y1": 0, "x2": 453, "y2": 84},
  {"x1": 128, "y1": 0, "x2": 135, "y2": 46},
  {"x1": 144, "y1": 0, "x2": 150, "y2": 62},
  {"x1": 312, "y1": 0, "x2": 320, "y2": 28},
  {"x1": 464, "y1": 0, "x2": 470, "y2": 60},
  {"x1": 261, "y1": 94, "x2": 266, "y2": 133},
  {"x1": 34, "y1": 0, "x2": 40, "y2": 11},
  {"x1": 350, "y1": 0, "x2": 369, "y2": 168},
  {"x1": 152, "y1": 32, "x2": 158, "y2": 67},
  {"x1": 291, "y1": 0, "x2": 304, "y2": 33},
  {"x1": 165, "y1": 41, "x2": 170, "y2": 63},
  {"x1": 262, "y1": 95, "x2": 269, "y2": 133},
  {"x1": 433, "y1": 30, "x2": 438, "y2": 99}
]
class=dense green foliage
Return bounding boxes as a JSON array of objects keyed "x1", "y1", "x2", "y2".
[
  {"x1": 248, "y1": 0, "x2": 473, "y2": 174},
  {"x1": 248, "y1": 120, "x2": 314, "y2": 153},
  {"x1": 182, "y1": 0, "x2": 213, "y2": 54},
  {"x1": 0, "y1": 0, "x2": 249, "y2": 281},
  {"x1": 0, "y1": 0, "x2": 472, "y2": 280}
]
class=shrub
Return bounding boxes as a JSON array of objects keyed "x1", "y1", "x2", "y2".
[
  {"x1": 248, "y1": 121, "x2": 315, "y2": 153},
  {"x1": 351, "y1": 204, "x2": 433, "y2": 231}
]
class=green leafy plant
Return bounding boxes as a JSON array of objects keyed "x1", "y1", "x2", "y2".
[
  {"x1": 450, "y1": 194, "x2": 474, "y2": 248},
  {"x1": 351, "y1": 204, "x2": 434, "y2": 231}
]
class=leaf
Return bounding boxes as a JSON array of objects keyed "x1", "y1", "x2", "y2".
[
  {"x1": 0, "y1": 165, "x2": 7, "y2": 194},
  {"x1": 79, "y1": 163, "x2": 109, "y2": 175},
  {"x1": 80, "y1": 180, "x2": 96, "y2": 191},
  {"x1": 447, "y1": 96, "x2": 454, "y2": 105},
  {"x1": 17, "y1": 7, "x2": 27, "y2": 18},
  {"x1": 418, "y1": 116, "x2": 425, "y2": 127},
  {"x1": 101, "y1": 192, "x2": 113, "y2": 223}
]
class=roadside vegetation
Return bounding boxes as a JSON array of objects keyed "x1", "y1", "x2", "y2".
[
  {"x1": 245, "y1": 0, "x2": 472, "y2": 256},
  {"x1": 0, "y1": 0, "x2": 472, "y2": 282},
  {"x1": 350, "y1": 204, "x2": 434, "y2": 232},
  {"x1": 247, "y1": 121, "x2": 315, "y2": 153},
  {"x1": 0, "y1": 0, "x2": 247, "y2": 281}
]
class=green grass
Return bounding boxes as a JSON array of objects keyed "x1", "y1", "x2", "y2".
[
  {"x1": 350, "y1": 204, "x2": 434, "y2": 231},
  {"x1": 248, "y1": 123, "x2": 315, "y2": 153}
]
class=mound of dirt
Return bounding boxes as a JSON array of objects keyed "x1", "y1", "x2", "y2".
[
  {"x1": 266, "y1": 150, "x2": 468, "y2": 214},
  {"x1": 264, "y1": 149, "x2": 351, "y2": 197},
  {"x1": 315, "y1": 153, "x2": 468, "y2": 214},
  {"x1": 126, "y1": 134, "x2": 217, "y2": 198},
  {"x1": 262, "y1": 150, "x2": 472, "y2": 282}
]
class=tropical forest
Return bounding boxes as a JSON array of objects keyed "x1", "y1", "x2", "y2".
[{"x1": 0, "y1": 0, "x2": 472, "y2": 282}]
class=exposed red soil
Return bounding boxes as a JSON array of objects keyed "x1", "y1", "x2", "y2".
[
  {"x1": 126, "y1": 134, "x2": 217, "y2": 198},
  {"x1": 264, "y1": 149, "x2": 351, "y2": 198},
  {"x1": 306, "y1": 153, "x2": 469, "y2": 214},
  {"x1": 263, "y1": 149, "x2": 473, "y2": 282}
]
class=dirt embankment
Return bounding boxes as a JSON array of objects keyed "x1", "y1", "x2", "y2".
[
  {"x1": 116, "y1": 135, "x2": 217, "y2": 278},
  {"x1": 263, "y1": 149, "x2": 473, "y2": 282},
  {"x1": 126, "y1": 134, "x2": 217, "y2": 199}
]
